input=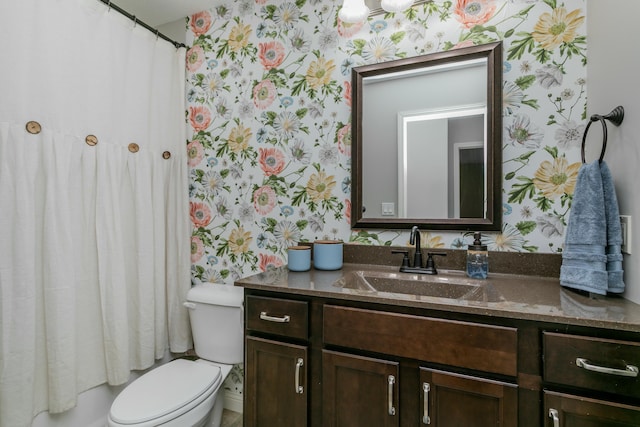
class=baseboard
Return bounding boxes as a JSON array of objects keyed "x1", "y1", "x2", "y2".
[{"x1": 223, "y1": 389, "x2": 243, "y2": 413}]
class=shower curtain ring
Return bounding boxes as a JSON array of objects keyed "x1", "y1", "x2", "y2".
[
  {"x1": 155, "y1": 29, "x2": 160, "y2": 40},
  {"x1": 107, "y1": 0, "x2": 111, "y2": 11},
  {"x1": 133, "y1": 16, "x2": 137, "y2": 27}
]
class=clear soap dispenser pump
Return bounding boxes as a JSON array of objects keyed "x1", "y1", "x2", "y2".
[{"x1": 467, "y1": 232, "x2": 488, "y2": 279}]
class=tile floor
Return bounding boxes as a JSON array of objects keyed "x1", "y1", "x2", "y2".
[{"x1": 221, "y1": 409, "x2": 243, "y2": 427}]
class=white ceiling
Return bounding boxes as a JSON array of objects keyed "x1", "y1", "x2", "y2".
[
  {"x1": 112, "y1": 0, "x2": 217, "y2": 26},
  {"x1": 110, "y1": 0, "x2": 390, "y2": 28}
]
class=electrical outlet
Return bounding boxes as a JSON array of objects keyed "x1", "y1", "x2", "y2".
[{"x1": 620, "y1": 215, "x2": 632, "y2": 255}]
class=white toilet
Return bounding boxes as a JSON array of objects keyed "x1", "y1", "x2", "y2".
[{"x1": 107, "y1": 283, "x2": 244, "y2": 427}]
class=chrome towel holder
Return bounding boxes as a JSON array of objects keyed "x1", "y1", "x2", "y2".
[{"x1": 581, "y1": 105, "x2": 625, "y2": 163}]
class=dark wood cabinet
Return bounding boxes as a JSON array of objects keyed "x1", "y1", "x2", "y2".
[
  {"x1": 245, "y1": 336, "x2": 307, "y2": 427},
  {"x1": 420, "y1": 367, "x2": 517, "y2": 427},
  {"x1": 544, "y1": 390, "x2": 640, "y2": 427},
  {"x1": 323, "y1": 304, "x2": 518, "y2": 376},
  {"x1": 542, "y1": 331, "x2": 640, "y2": 427},
  {"x1": 323, "y1": 350, "x2": 399, "y2": 427},
  {"x1": 244, "y1": 295, "x2": 311, "y2": 426},
  {"x1": 245, "y1": 295, "x2": 309, "y2": 340},
  {"x1": 242, "y1": 287, "x2": 640, "y2": 426},
  {"x1": 543, "y1": 332, "x2": 640, "y2": 398},
  {"x1": 322, "y1": 304, "x2": 519, "y2": 426}
]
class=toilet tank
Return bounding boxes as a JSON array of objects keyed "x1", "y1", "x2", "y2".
[{"x1": 185, "y1": 283, "x2": 244, "y2": 364}]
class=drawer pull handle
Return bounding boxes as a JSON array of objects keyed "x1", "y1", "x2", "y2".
[
  {"x1": 295, "y1": 358, "x2": 304, "y2": 394},
  {"x1": 388, "y1": 375, "x2": 396, "y2": 416},
  {"x1": 422, "y1": 382, "x2": 431, "y2": 424},
  {"x1": 549, "y1": 408, "x2": 559, "y2": 427},
  {"x1": 576, "y1": 357, "x2": 639, "y2": 377},
  {"x1": 259, "y1": 312, "x2": 290, "y2": 323}
]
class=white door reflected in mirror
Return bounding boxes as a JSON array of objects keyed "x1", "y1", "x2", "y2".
[{"x1": 397, "y1": 105, "x2": 486, "y2": 219}]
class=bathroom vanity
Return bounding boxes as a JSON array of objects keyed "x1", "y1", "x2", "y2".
[{"x1": 236, "y1": 248, "x2": 640, "y2": 427}]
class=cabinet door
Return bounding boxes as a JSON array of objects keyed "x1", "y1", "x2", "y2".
[
  {"x1": 420, "y1": 367, "x2": 517, "y2": 427},
  {"x1": 323, "y1": 350, "x2": 399, "y2": 427},
  {"x1": 545, "y1": 390, "x2": 640, "y2": 427},
  {"x1": 245, "y1": 336, "x2": 307, "y2": 427}
]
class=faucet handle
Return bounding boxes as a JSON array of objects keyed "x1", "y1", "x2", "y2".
[
  {"x1": 427, "y1": 252, "x2": 447, "y2": 258},
  {"x1": 424, "y1": 252, "x2": 447, "y2": 274},
  {"x1": 391, "y1": 249, "x2": 410, "y2": 268}
]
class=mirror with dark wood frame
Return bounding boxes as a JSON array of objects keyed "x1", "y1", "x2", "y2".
[{"x1": 351, "y1": 41, "x2": 502, "y2": 231}]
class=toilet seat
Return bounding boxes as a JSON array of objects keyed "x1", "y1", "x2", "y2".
[{"x1": 109, "y1": 359, "x2": 222, "y2": 426}]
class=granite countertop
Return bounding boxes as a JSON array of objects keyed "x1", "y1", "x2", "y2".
[{"x1": 236, "y1": 262, "x2": 640, "y2": 333}]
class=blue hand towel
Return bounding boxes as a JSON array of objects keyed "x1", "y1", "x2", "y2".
[
  {"x1": 600, "y1": 161, "x2": 625, "y2": 293},
  {"x1": 560, "y1": 161, "x2": 608, "y2": 295}
]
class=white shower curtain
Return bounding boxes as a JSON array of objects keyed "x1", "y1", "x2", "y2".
[{"x1": 0, "y1": 1, "x2": 192, "y2": 425}]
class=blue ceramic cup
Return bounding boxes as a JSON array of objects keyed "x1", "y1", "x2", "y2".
[
  {"x1": 313, "y1": 240, "x2": 343, "y2": 270},
  {"x1": 287, "y1": 246, "x2": 311, "y2": 272}
]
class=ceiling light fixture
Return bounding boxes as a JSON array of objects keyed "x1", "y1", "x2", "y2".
[
  {"x1": 338, "y1": 0, "x2": 370, "y2": 23},
  {"x1": 339, "y1": 0, "x2": 416, "y2": 24},
  {"x1": 380, "y1": 0, "x2": 414, "y2": 13}
]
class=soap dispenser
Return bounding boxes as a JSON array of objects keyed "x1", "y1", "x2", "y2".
[{"x1": 467, "y1": 232, "x2": 488, "y2": 279}]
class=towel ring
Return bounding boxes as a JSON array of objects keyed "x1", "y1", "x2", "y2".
[{"x1": 581, "y1": 106, "x2": 624, "y2": 163}]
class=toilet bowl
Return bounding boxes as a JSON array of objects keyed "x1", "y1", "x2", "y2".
[
  {"x1": 107, "y1": 359, "x2": 231, "y2": 427},
  {"x1": 107, "y1": 283, "x2": 244, "y2": 427}
]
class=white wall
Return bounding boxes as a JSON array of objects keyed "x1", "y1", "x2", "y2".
[
  {"x1": 157, "y1": 18, "x2": 187, "y2": 45},
  {"x1": 587, "y1": 0, "x2": 640, "y2": 303}
]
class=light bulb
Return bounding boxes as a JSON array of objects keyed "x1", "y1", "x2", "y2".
[
  {"x1": 380, "y1": 0, "x2": 414, "y2": 13},
  {"x1": 339, "y1": 0, "x2": 370, "y2": 24}
]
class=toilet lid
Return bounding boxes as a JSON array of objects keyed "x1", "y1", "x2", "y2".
[{"x1": 110, "y1": 359, "x2": 221, "y2": 424}]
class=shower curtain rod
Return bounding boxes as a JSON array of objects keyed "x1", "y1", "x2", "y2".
[{"x1": 97, "y1": 0, "x2": 186, "y2": 49}]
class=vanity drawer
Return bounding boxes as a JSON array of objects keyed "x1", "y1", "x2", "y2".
[
  {"x1": 246, "y1": 295, "x2": 308, "y2": 340},
  {"x1": 544, "y1": 332, "x2": 640, "y2": 399},
  {"x1": 324, "y1": 305, "x2": 517, "y2": 376}
]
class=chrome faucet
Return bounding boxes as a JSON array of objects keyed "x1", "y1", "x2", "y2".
[{"x1": 391, "y1": 226, "x2": 447, "y2": 275}]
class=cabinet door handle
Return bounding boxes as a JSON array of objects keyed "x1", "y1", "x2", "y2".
[
  {"x1": 388, "y1": 375, "x2": 396, "y2": 416},
  {"x1": 422, "y1": 382, "x2": 431, "y2": 424},
  {"x1": 295, "y1": 358, "x2": 304, "y2": 394},
  {"x1": 260, "y1": 311, "x2": 290, "y2": 323},
  {"x1": 548, "y1": 408, "x2": 559, "y2": 427},
  {"x1": 576, "y1": 357, "x2": 639, "y2": 377}
]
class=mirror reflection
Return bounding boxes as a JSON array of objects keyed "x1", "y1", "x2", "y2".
[
  {"x1": 351, "y1": 41, "x2": 502, "y2": 230},
  {"x1": 396, "y1": 104, "x2": 486, "y2": 218}
]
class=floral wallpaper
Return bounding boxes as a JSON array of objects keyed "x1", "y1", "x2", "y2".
[
  {"x1": 184, "y1": 0, "x2": 588, "y2": 397},
  {"x1": 185, "y1": 0, "x2": 588, "y2": 286}
]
